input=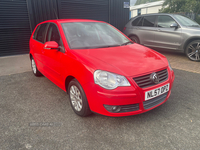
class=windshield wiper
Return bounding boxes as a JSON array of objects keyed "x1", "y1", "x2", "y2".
[
  {"x1": 121, "y1": 41, "x2": 133, "y2": 46},
  {"x1": 74, "y1": 45, "x2": 121, "y2": 49},
  {"x1": 73, "y1": 44, "x2": 127, "y2": 49},
  {"x1": 96, "y1": 45, "x2": 121, "y2": 48}
]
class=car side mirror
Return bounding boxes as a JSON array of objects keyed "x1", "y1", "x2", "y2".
[
  {"x1": 170, "y1": 23, "x2": 178, "y2": 29},
  {"x1": 44, "y1": 41, "x2": 59, "y2": 50}
]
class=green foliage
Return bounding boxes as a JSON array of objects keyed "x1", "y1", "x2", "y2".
[
  {"x1": 160, "y1": 0, "x2": 186, "y2": 13},
  {"x1": 160, "y1": 0, "x2": 200, "y2": 15},
  {"x1": 195, "y1": 15, "x2": 200, "y2": 24},
  {"x1": 135, "y1": 0, "x2": 161, "y2": 5},
  {"x1": 159, "y1": 0, "x2": 200, "y2": 23}
]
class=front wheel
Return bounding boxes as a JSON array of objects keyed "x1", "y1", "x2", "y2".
[
  {"x1": 185, "y1": 40, "x2": 200, "y2": 61},
  {"x1": 68, "y1": 79, "x2": 92, "y2": 117}
]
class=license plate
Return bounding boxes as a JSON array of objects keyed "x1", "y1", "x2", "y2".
[{"x1": 145, "y1": 83, "x2": 170, "y2": 101}]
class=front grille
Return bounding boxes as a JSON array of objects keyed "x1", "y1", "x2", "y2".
[
  {"x1": 133, "y1": 69, "x2": 168, "y2": 88},
  {"x1": 143, "y1": 92, "x2": 168, "y2": 110},
  {"x1": 120, "y1": 104, "x2": 140, "y2": 113}
]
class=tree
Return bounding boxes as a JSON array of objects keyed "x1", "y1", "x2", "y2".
[
  {"x1": 160, "y1": 0, "x2": 186, "y2": 13},
  {"x1": 160, "y1": 0, "x2": 200, "y2": 23}
]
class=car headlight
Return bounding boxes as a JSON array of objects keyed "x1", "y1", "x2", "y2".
[
  {"x1": 168, "y1": 60, "x2": 173, "y2": 71},
  {"x1": 94, "y1": 70, "x2": 131, "y2": 89}
]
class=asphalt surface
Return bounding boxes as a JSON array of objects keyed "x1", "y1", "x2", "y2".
[{"x1": 0, "y1": 68, "x2": 200, "y2": 150}]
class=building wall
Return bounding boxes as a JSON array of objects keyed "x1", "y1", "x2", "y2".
[
  {"x1": 0, "y1": 0, "x2": 31, "y2": 56},
  {"x1": 147, "y1": 5, "x2": 162, "y2": 14},
  {"x1": 27, "y1": 0, "x2": 58, "y2": 32},
  {"x1": 141, "y1": 8, "x2": 147, "y2": 14},
  {"x1": 0, "y1": 0, "x2": 130, "y2": 56},
  {"x1": 130, "y1": 1, "x2": 164, "y2": 18},
  {"x1": 57, "y1": 0, "x2": 130, "y2": 31},
  {"x1": 131, "y1": 10, "x2": 137, "y2": 17},
  {"x1": 131, "y1": 5, "x2": 162, "y2": 17},
  {"x1": 109, "y1": 0, "x2": 130, "y2": 31}
]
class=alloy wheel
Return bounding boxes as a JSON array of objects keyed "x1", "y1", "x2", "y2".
[
  {"x1": 31, "y1": 59, "x2": 37, "y2": 74},
  {"x1": 186, "y1": 41, "x2": 200, "y2": 61},
  {"x1": 70, "y1": 85, "x2": 83, "y2": 112}
]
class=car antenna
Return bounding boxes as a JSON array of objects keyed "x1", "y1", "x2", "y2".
[{"x1": 54, "y1": 9, "x2": 58, "y2": 19}]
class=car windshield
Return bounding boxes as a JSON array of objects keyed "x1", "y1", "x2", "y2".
[
  {"x1": 174, "y1": 15, "x2": 200, "y2": 27},
  {"x1": 61, "y1": 22, "x2": 131, "y2": 49}
]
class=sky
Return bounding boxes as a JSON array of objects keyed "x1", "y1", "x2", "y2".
[{"x1": 130, "y1": 0, "x2": 137, "y2": 6}]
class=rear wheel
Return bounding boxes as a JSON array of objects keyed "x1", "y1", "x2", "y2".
[
  {"x1": 68, "y1": 79, "x2": 92, "y2": 117},
  {"x1": 31, "y1": 57, "x2": 42, "y2": 76},
  {"x1": 185, "y1": 40, "x2": 200, "y2": 61},
  {"x1": 129, "y1": 36, "x2": 140, "y2": 44}
]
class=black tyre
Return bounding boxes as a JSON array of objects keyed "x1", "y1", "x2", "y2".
[
  {"x1": 31, "y1": 57, "x2": 42, "y2": 76},
  {"x1": 185, "y1": 40, "x2": 200, "y2": 62},
  {"x1": 68, "y1": 79, "x2": 92, "y2": 117},
  {"x1": 129, "y1": 36, "x2": 140, "y2": 44}
]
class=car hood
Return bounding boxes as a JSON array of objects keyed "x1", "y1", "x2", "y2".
[
  {"x1": 72, "y1": 44, "x2": 168, "y2": 77},
  {"x1": 183, "y1": 26, "x2": 200, "y2": 31},
  {"x1": 185, "y1": 26, "x2": 200, "y2": 29}
]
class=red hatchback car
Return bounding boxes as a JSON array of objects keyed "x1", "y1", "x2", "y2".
[{"x1": 29, "y1": 19, "x2": 175, "y2": 117}]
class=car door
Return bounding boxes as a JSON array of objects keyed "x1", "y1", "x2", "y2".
[
  {"x1": 154, "y1": 15, "x2": 182, "y2": 50},
  {"x1": 41, "y1": 23, "x2": 65, "y2": 87},
  {"x1": 136, "y1": 15, "x2": 157, "y2": 46},
  {"x1": 31, "y1": 23, "x2": 48, "y2": 72}
]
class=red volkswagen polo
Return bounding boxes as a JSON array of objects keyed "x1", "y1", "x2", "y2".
[{"x1": 29, "y1": 19, "x2": 175, "y2": 117}]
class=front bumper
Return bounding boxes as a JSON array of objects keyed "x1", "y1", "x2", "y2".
[{"x1": 83, "y1": 68, "x2": 175, "y2": 117}]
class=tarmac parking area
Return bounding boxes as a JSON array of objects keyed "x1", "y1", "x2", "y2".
[
  {"x1": 160, "y1": 51, "x2": 200, "y2": 74},
  {"x1": 0, "y1": 51, "x2": 200, "y2": 149}
]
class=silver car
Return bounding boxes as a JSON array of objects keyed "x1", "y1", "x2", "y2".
[{"x1": 123, "y1": 13, "x2": 200, "y2": 61}]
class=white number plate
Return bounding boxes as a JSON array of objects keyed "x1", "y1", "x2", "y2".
[{"x1": 145, "y1": 83, "x2": 170, "y2": 101}]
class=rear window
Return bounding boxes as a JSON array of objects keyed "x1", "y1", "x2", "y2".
[
  {"x1": 132, "y1": 17, "x2": 142, "y2": 26},
  {"x1": 137, "y1": 17, "x2": 143, "y2": 26}
]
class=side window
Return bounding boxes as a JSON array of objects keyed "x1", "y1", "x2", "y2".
[
  {"x1": 132, "y1": 17, "x2": 141, "y2": 26},
  {"x1": 33, "y1": 25, "x2": 40, "y2": 39},
  {"x1": 35, "y1": 23, "x2": 48, "y2": 43},
  {"x1": 143, "y1": 16, "x2": 156, "y2": 27},
  {"x1": 46, "y1": 23, "x2": 64, "y2": 52},
  {"x1": 46, "y1": 23, "x2": 62, "y2": 45},
  {"x1": 137, "y1": 17, "x2": 143, "y2": 26},
  {"x1": 157, "y1": 16, "x2": 176, "y2": 28}
]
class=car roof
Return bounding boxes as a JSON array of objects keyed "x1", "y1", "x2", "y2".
[
  {"x1": 39, "y1": 19, "x2": 105, "y2": 25},
  {"x1": 144, "y1": 13, "x2": 174, "y2": 16},
  {"x1": 129, "y1": 13, "x2": 182, "y2": 21},
  {"x1": 132, "y1": 13, "x2": 178, "y2": 18}
]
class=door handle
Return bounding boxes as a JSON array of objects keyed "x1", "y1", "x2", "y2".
[{"x1": 157, "y1": 29, "x2": 161, "y2": 32}]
